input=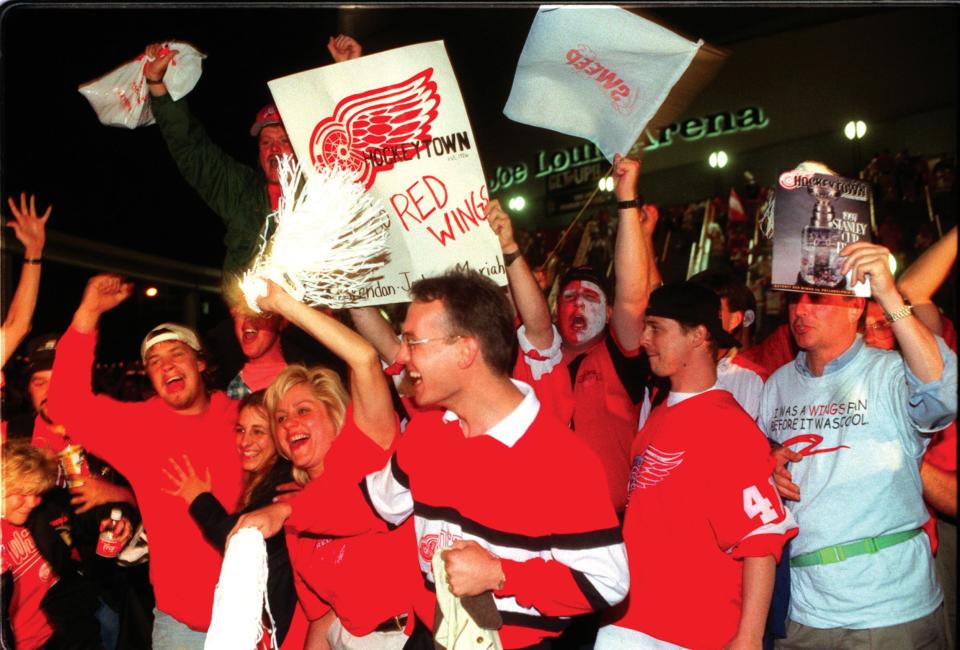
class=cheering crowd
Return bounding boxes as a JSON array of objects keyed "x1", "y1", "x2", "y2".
[{"x1": 2, "y1": 33, "x2": 957, "y2": 650}]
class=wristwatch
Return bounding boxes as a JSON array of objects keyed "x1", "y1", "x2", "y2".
[{"x1": 884, "y1": 303, "x2": 913, "y2": 323}]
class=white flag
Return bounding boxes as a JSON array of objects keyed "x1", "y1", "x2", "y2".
[{"x1": 504, "y1": 5, "x2": 702, "y2": 162}]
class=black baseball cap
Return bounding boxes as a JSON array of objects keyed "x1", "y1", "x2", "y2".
[
  {"x1": 646, "y1": 282, "x2": 741, "y2": 349},
  {"x1": 559, "y1": 266, "x2": 611, "y2": 300},
  {"x1": 689, "y1": 269, "x2": 757, "y2": 330},
  {"x1": 26, "y1": 333, "x2": 59, "y2": 374}
]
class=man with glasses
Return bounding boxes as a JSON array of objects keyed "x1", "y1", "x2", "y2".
[
  {"x1": 363, "y1": 269, "x2": 629, "y2": 649},
  {"x1": 759, "y1": 241, "x2": 956, "y2": 648}
]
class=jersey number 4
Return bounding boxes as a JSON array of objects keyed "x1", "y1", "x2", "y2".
[{"x1": 742, "y1": 485, "x2": 778, "y2": 524}]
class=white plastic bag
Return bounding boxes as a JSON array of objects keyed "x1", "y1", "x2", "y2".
[{"x1": 78, "y1": 41, "x2": 206, "y2": 129}]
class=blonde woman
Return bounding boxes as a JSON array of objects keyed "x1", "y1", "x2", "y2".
[{"x1": 234, "y1": 281, "x2": 417, "y2": 650}]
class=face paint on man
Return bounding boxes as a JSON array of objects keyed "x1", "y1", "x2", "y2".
[{"x1": 558, "y1": 280, "x2": 608, "y2": 345}]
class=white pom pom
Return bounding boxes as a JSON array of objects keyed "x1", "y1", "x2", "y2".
[
  {"x1": 239, "y1": 155, "x2": 391, "y2": 310},
  {"x1": 239, "y1": 275, "x2": 268, "y2": 314},
  {"x1": 204, "y1": 528, "x2": 275, "y2": 650}
]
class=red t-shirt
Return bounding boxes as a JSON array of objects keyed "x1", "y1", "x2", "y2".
[
  {"x1": 2, "y1": 520, "x2": 57, "y2": 649},
  {"x1": 47, "y1": 326, "x2": 244, "y2": 632},
  {"x1": 514, "y1": 331, "x2": 647, "y2": 513},
  {"x1": 925, "y1": 423, "x2": 957, "y2": 474},
  {"x1": 730, "y1": 350, "x2": 771, "y2": 382},
  {"x1": 613, "y1": 390, "x2": 797, "y2": 648},
  {"x1": 288, "y1": 521, "x2": 418, "y2": 635},
  {"x1": 925, "y1": 317, "x2": 957, "y2": 473},
  {"x1": 920, "y1": 316, "x2": 957, "y2": 550},
  {"x1": 268, "y1": 183, "x2": 282, "y2": 211},
  {"x1": 285, "y1": 406, "x2": 397, "y2": 537},
  {"x1": 285, "y1": 408, "x2": 416, "y2": 635}
]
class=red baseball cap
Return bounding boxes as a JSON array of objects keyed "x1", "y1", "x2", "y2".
[{"x1": 250, "y1": 104, "x2": 283, "y2": 137}]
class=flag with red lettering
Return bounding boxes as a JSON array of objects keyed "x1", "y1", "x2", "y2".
[
  {"x1": 729, "y1": 188, "x2": 746, "y2": 222},
  {"x1": 266, "y1": 41, "x2": 506, "y2": 307},
  {"x1": 504, "y1": 6, "x2": 702, "y2": 162}
]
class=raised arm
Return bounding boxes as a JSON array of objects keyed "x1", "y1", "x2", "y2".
[
  {"x1": 641, "y1": 204, "x2": 662, "y2": 293},
  {"x1": 70, "y1": 274, "x2": 134, "y2": 335},
  {"x1": 327, "y1": 34, "x2": 363, "y2": 62},
  {"x1": 1, "y1": 193, "x2": 51, "y2": 367},
  {"x1": 143, "y1": 42, "x2": 177, "y2": 98},
  {"x1": 46, "y1": 275, "x2": 137, "y2": 464},
  {"x1": 256, "y1": 281, "x2": 395, "y2": 449},
  {"x1": 842, "y1": 241, "x2": 945, "y2": 383},
  {"x1": 610, "y1": 155, "x2": 653, "y2": 351},
  {"x1": 486, "y1": 200, "x2": 553, "y2": 349},
  {"x1": 349, "y1": 306, "x2": 401, "y2": 365},
  {"x1": 141, "y1": 42, "x2": 264, "y2": 243},
  {"x1": 896, "y1": 226, "x2": 957, "y2": 336}
]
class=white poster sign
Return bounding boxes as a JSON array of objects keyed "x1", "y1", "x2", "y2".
[{"x1": 268, "y1": 41, "x2": 506, "y2": 306}]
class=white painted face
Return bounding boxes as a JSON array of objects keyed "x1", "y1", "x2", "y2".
[{"x1": 558, "y1": 280, "x2": 608, "y2": 345}]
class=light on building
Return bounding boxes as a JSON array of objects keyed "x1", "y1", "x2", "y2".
[
  {"x1": 597, "y1": 176, "x2": 614, "y2": 192},
  {"x1": 888, "y1": 253, "x2": 897, "y2": 275},
  {"x1": 508, "y1": 196, "x2": 526, "y2": 211},
  {"x1": 844, "y1": 120, "x2": 867, "y2": 140},
  {"x1": 708, "y1": 151, "x2": 728, "y2": 169},
  {"x1": 145, "y1": 287, "x2": 158, "y2": 298}
]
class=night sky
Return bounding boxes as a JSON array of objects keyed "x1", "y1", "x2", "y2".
[
  {"x1": 1, "y1": 3, "x2": 544, "y2": 353},
  {"x1": 1, "y1": 4, "x2": 542, "y2": 267},
  {"x1": 0, "y1": 2, "x2": 899, "y2": 360}
]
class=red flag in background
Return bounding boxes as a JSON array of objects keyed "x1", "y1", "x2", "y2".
[{"x1": 728, "y1": 188, "x2": 746, "y2": 222}]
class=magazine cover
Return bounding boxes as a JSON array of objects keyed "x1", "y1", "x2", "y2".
[{"x1": 771, "y1": 170, "x2": 873, "y2": 297}]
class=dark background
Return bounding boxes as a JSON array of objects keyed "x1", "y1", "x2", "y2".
[{"x1": 0, "y1": 2, "x2": 906, "y2": 360}]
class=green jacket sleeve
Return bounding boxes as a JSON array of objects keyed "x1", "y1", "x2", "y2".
[{"x1": 151, "y1": 93, "x2": 271, "y2": 275}]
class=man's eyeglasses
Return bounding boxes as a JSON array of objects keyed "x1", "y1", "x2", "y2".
[{"x1": 398, "y1": 333, "x2": 463, "y2": 348}]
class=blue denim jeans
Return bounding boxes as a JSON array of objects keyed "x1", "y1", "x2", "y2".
[
  {"x1": 95, "y1": 600, "x2": 119, "y2": 649},
  {"x1": 151, "y1": 608, "x2": 206, "y2": 649}
]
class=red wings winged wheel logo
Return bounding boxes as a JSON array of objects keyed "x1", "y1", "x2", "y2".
[{"x1": 309, "y1": 68, "x2": 440, "y2": 190}]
